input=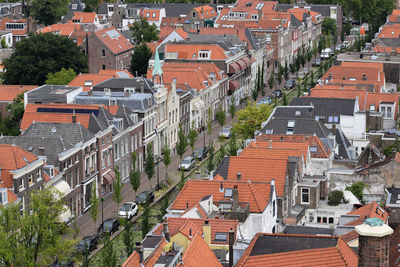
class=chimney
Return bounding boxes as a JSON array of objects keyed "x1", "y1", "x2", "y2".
[
  {"x1": 229, "y1": 229, "x2": 235, "y2": 267},
  {"x1": 332, "y1": 124, "x2": 336, "y2": 136},
  {"x1": 362, "y1": 73, "x2": 367, "y2": 81},
  {"x1": 237, "y1": 172, "x2": 241, "y2": 181},
  {"x1": 72, "y1": 114, "x2": 77, "y2": 123},
  {"x1": 368, "y1": 147, "x2": 373, "y2": 164},
  {"x1": 318, "y1": 117, "x2": 325, "y2": 125},
  {"x1": 343, "y1": 71, "x2": 348, "y2": 80},
  {"x1": 88, "y1": 90, "x2": 93, "y2": 96},
  {"x1": 280, "y1": 136, "x2": 284, "y2": 142},
  {"x1": 163, "y1": 222, "x2": 170, "y2": 242},
  {"x1": 135, "y1": 242, "x2": 143, "y2": 263},
  {"x1": 38, "y1": 147, "x2": 45, "y2": 156},
  {"x1": 140, "y1": 79, "x2": 145, "y2": 94},
  {"x1": 232, "y1": 185, "x2": 239, "y2": 211},
  {"x1": 356, "y1": 218, "x2": 393, "y2": 267},
  {"x1": 268, "y1": 140, "x2": 272, "y2": 148},
  {"x1": 202, "y1": 220, "x2": 211, "y2": 246}
]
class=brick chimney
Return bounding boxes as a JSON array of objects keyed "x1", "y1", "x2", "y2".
[
  {"x1": 229, "y1": 229, "x2": 235, "y2": 267},
  {"x1": 203, "y1": 220, "x2": 211, "y2": 246},
  {"x1": 237, "y1": 172, "x2": 241, "y2": 181},
  {"x1": 135, "y1": 242, "x2": 143, "y2": 263},
  {"x1": 356, "y1": 218, "x2": 393, "y2": 267},
  {"x1": 232, "y1": 185, "x2": 239, "y2": 211},
  {"x1": 163, "y1": 221, "x2": 170, "y2": 242}
]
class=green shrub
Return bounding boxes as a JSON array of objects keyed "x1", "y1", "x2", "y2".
[{"x1": 328, "y1": 190, "x2": 344, "y2": 206}]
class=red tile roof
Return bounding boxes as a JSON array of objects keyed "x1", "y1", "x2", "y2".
[
  {"x1": 0, "y1": 85, "x2": 37, "y2": 102},
  {"x1": 230, "y1": 0, "x2": 277, "y2": 18},
  {"x1": 164, "y1": 43, "x2": 228, "y2": 60},
  {"x1": 236, "y1": 233, "x2": 358, "y2": 267},
  {"x1": 94, "y1": 27, "x2": 134, "y2": 55},
  {"x1": 345, "y1": 202, "x2": 388, "y2": 226},
  {"x1": 122, "y1": 237, "x2": 167, "y2": 267},
  {"x1": 193, "y1": 6, "x2": 217, "y2": 20},
  {"x1": 153, "y1": 217, "x2": 238, "y2": 245},
  {"x1": 141, "y1": 8, "x2": 161, "y2": 22},
  {"x1": 0, "y1": 18, "x2": 27, "y2": 36},
  {"x1": 39, "y1": 23, "x2": 82, "y2": 37},
  {"x1": 180, "y1": 232, "x2": 222, "y2": 267},
  {"x1": 377, "y1": 24, "x2": 400, "y2": 38},
  {"x1": 68, "y1": 70, "x2": 132, "y2": 91},
  {"x1": 71, "y1": 12, "x2": 97, "y2": 24},
  {"x1": 0, "y1": 144, "x2": 39, "y2": 188},
  {"x1": 171, "y1": 180, "x2": 272, "y2": 213}
]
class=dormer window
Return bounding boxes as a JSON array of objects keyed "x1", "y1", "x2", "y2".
[
  {"x1": 198, "y1": 50, "x2": 210, "y2": 59},
  {"x1": 84, "y1": 81, "x2": 93, "y2": 87},
  {"x1": 152, "y1": 12, "x2": 156, "y2": 18},
  {"x1": 251, "y1": 14, "x2": 258, "y2": 20},
  {"x1": 112, "y1": 118, "x2": 123, "y2": 131},
  {"x1": 146, "y1": 13, "x2": 150, "y2": 17},
  {"x1": 369, "y1": 105, "x2": 375, "y2": 111}
]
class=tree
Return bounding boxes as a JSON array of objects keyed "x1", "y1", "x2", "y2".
[
  {"x1": 283, "y1": 60, "x2": 289, "y2": 81},
  {"x1": 0, "y1": 188, "x2": 78, "y2": 266},
  {"x1": 3, "y1": 33, "x2": 87, "y2": 85},
  {"x1": 322, "y1": 17, "x2": 337, "y2": 36},
  {"x1": 162, "y1": 139, "x2": 171, "y2": 180},
  {"x1": 233, "y1": 101, "x2": 273, "y2": 140},
  {"x1": 268, "y1": 74, "x2": 274, "y2": 90},
  {"x1": 297, "y1": 82, "x2": 302, "y2": 97},
  {"x1": 31, "y1": 0, "x2": 68, "y2": 26},
  {"x1": 207, "y1": 107, "x2": 213, "y2": 137},
  {"x1": 130, "y1": 17, "x2": 159, "y2": 44},
  {"x1": 141, "y1": 200, "x2": 151, "y2": 238},
  {"x1": 228, "y1": 132, "x2": 238, "y2": 156},
  {"x1": 112, "y1": 167, "x2": 123, "y2": 209},
  {"x1": 122, "y1": 219, "x2": 134, "y2": 257},
  {"x1": 188, "y1": 122, "x2": 198, "y2": 152},
  {"x1": 100, "y1": 234, "x2": 117, "y2": 267},
  {"x1": 282, "y1": 92, "x2": 288, "y2": 106},
  {"x1": 129, "y1": 43, "x2": 152, "y2": 77},
  {"x1": 144, "y1": 144, "x2": 155, "y2": 191},
  {"x1": 261, "y1": 61, "x2": 265, "y2": 89},
  {"x1": 207, "y1": 142, "x2": 215, "y2": 173},
  {"x1": 346, "y1": 182, "x2": 368, "y2": 202},
  {"x1": 289, "y1": 61, "x2": 296, "y2": 75},
  {"x1": 0, "y1": 91, "x2": 25, "y2": 136},
  {"x1": 129, "y1": 152, "x2": 141, "y2": 198},
  {"x1": 89, "y1": 181, "x2": 100, "y2": 225},
  {"x1": 178, "y1": 170, "x2": 186, "y2": 190},
  {"x1": 216, "y1": 146, "x2": 226, "y2": 167},
  {"x1": 45, "y1": 67, "x2": 76, "y2": 85},
  {"x1": 328, "y1": 190, "x2": 345, "y2": 206},
  {"x1": 252, "y1": 86, "x2": 259, "y2": 101},
  {"x1": 176, "y1": 124, "x2": 188, "y2": 161},
  {"x1": 229, "y1": 96, "x2": 236, "y2": 119},
  {"x1": 215, "y1": 105, "x2": 226, "y2": 128}
]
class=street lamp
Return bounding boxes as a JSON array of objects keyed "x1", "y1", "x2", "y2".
[{"x1": 101, "y1": 197, "x2": 104, "y2": 225}]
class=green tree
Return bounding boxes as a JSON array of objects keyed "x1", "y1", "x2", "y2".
[
  {"x1": 268, "y1": 74, "x2": 274, "y2": 90},
  {"x1": 45, "y1": 67, "x2": 76, "y2": 85},
  {"x1": 162, "y1": 139, "x2": 171, "y2": 180},
  {"x1": 328, "y1": 190, "x2": 345, "y2": 206},
  {"x1": 3, "y1": 33, "x2": 87, "y2": 85},
  {"x1": 215, "y1": 105, "x2": 226, "y2": 128},
  {"x1": 297, "y1": 82, "x2": 302, "y2": 97},
  {"x1": 283, "y1": 60, "x2": 289, "y2": 81},
  {"x1": 141, "y1": 200, "x2": 151, "y2": 238},
  {"x1": 129, "y1": 152, "x2": 141, "y2": 198},
  {"x1": 0, "y1": 188, "x2": 78, "y2": 266},
  {"x1": 112, "y1": 167, "x2": 123, "y2": 209},
  {"x1": 130, "y1": 17, "x2": 159, "y2": 44},
  {"x1": 144, "y1": 144, "x2": 155, "y2": 191},
  {"x1": 346, "y1": 182, "x2": 368, "y2": 202},
  {"x1": 158, "y1": 193, "x2": 169, "y2": 221},
  {"x1": 252, "y1": 86, "x2": 259, "y2": 101},
  {"x1": 216, "y1": 146, "x2": 226, "y2": 167},
  {"x1": 178, "y1": 170, "x2": 186, "y2": 190},
  {"x1": 229, "y1": 96, "x2": 236, "y2": 119},
  {"x1": 0, "y1": 91, "x2": 25, "y2": 136},
  {"x1": 100, "y1": 234, "x2": 117, "y2": 267},
  {"x1": 207, "y1": 142, "x2": 215, "y2": 173},
  {"x1": 228, "y1": 132, "x2": 238, "y2": 156},
  {"x1": 176, "y1": 124, "x2": 188, "y2": 161},
  {"x1": 282, "y1": 92, "x2": 288, "y2": 106},
  {"x1": 129, "y1": 43, "x2": 152, "y2": 77},
  {"x1": 261, "y1": 61, "x2": 265, "y2": 89},
  {"x1": 233, "y1": 101, "x2": 273, "y2": 139},
  {"x1": 89, "y1": 181, "x2": 100, "y2": 225},
  {"x1": 322, "y1": 17, "x2": 337, "y2": 36},
  {"x1": 122, "y1": 219, "x2": 134, "y2": 257},
  {"x1": 31, "y1": 0, "x2": 68, "y2": 26},
  {"x1": 188, "y1": 123, "x2": 198, "y2": 152}
]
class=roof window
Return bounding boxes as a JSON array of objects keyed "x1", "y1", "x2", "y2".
[
  {"x1": 215, "y1": 232, "x2": 228, "y2": 241},
  {"x1": 287, "y1": 120, "x2": 295, "y2": 127},
  {"x1": 224, "y1": 188, "x2": 233, "y2": 198}
]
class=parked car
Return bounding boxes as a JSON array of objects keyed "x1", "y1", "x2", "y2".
[
  {"x1": 219, "y1": 127, "x2": 232, "y2": 139},
  {"x1": 179, "y1": 156, "x2": 196, "y2": 171},
  {"x1": 272, "y1": 89, "x2": 282, "y2": 98},
  {"x1": 259, "y1": 96, "x2": 272, "y2": 105},
  {"x1": 118, "y1": 202, "x2": 138, "y2": 219},
  {"x1": 98, "y1": 218, "x2": 120, "y2": 237},
  {"x1": 303, "y1": 68, "x2": 310, "y2": 74},
  {"x1": 297, "y1": 71, "x2": 306, "y2": 79},
  {"x1": 342, "y1": 40, "x2": 349, "y2": 48},
  {"x1": 76, "y1": 235, "x2": 99, "y2": 253},
  {"x1": 335, "y1": 44, "x2": 342, "y2": 52},
  {"x1": 321, "y1": 48, "x2": 331, "y2": 59},
  {"x1": 284, "y1": 79, "x2": 295, "y2": 89},
  {"x1": 193, "y1": 147, "x2": 208, "y2": 161},
  {"x1": 135, "y1": 191, "x2": 155, "y2": 205},
  {"x1": 51, "y1": 259, "x2": 74, "y2": 267},
  {"x1": 313, "y1": 58, "x2": 321, "y2": 66}
]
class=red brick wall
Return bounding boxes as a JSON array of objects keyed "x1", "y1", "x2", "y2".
[{"x1": 358, "y1": 234, "x2": 390, "y2": 267}]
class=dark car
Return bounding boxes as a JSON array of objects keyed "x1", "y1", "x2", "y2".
[
  {"x1": 193, "y1": 147, "x2": 208, "y2": 161},
  {"x1": 98, "y1": 218, "x2": 120, "y2": 237},
  {"x1": 51, "y1": 259, "x2": 74, "y2": 267},
  {"x1": 272, "y1": 89, "x2": 282, "y2": 98},
  {"x1": 284, "y1": 79, "x2": 295, "y2": 89},
  {"x1": 135, "y1": 191, "x2": 155, "y2": 205},
  {"x1": 313, "y1": 57, "x2": 321, "y2": 66},
  {"x1": 76, "y1": 235, "x2": 99, "y2": 253}
]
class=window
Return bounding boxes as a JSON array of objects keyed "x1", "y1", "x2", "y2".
[
  {"x1": 101, "y1": 50, "x2": 106, "y2": 57},
  {"x1": 134, "y1": 134, "x2": 138, "y2": 150},
  {"x1": 108, "y1": 6, "x2": 114, "y2": 12},
  {"x1": 369, "y1": 105, "x2": 375, "y2": 111},
  {"x1": 5, "y1": 23, "x2": 24, "y2": 30},
  {"x1": 323, "y1": 217, "x2": 327, "y2": 223},
  {"x1": 131, "y1": 135, "x2": 134, "y2": 152},
  {"x1": 109, "y1": 99, "x2": 117, "y2": 106},
  {"x1": 251, "y1": 14, "x2": 258, "y2": 20},
  {"x1": 224, "y1": 188, "x2": 233, "y2": 198},
  {"x1": 287, "y1": 120, "x2": 295, "y2": 127},
  {"x1": 272, "y1": 200, "x2": 276, "y2": 217},
  {"x1": 28, "y1": 174, "x2": 34, "y2": 186},
  {"x1": 102, "y1": 64, "x2": 106, "y2": 70},
  {"x1": 115, "y1": 143, "x2": 119, "y2": 160},
  {"x1": 198, "y1": 51, "x2": 210, "y2": 59},
  {"x1": 19, "y1": 178, "x2": 25, "y2": 191},
  {"x1": 215, "y1": 232, "x2": 228, "y2": 241},
  {"x1": 328, "y1": 116, "x2": 333, "y2": 123},
  {"x1": 301, "y1": 188, "x2": 310, "y2": 204},
  {"x1": 328, "y1": 217, "x2": 334, "y2": 224},
  {"x1": 69, "y1": 158, "x2": 72, "y2": 167},
  {"x1": 139, "y1": 131, "x2": 142, "y2": 146},
  {"x1": 334, "y1": 116, "x2": 339, "y2": 123},
  {"x1": 146, "y1": 13, "x2": 150, "y2": 17},
  {"x1": 381, "y1": 105, "x2": 393, "y2": 119},
  {"x1": 152, "y1": 12, "x2": 156, "y2": 18},
  {"x1": 36, "y1": 169, "x2": 42, "y2": 180},
  {"x1": 310, "y1": 146, "x2": 318, "y2": 153},
  {"x1": 286, "y1": 128, "x2": 294, "y2": 135},
  {"x1": 72, "y1": 4, "x2": 78, "y2": 9},
  {"x1": 266, "y1": 34, "x2": 271, "y2": 42}
]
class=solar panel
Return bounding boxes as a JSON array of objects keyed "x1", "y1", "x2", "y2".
[
  {"x1": 36, "y1": 107, "x2": 99, "y2": 116},
  {"x1": 106, "y1": 29, "x2": 120, "y2": 39}
]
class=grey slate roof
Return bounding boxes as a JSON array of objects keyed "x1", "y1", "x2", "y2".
[
  {"x1": 93, "y1": 78, "x2": 155, "y2": 94},
  {"x1": 273, "y1": 106, "x2": 314, "y2": 119},
  {"x1": 214, "y1": 156, "x2": 230, "y2": 179},
  {"x1": 262, "y1": 117, "x2": 331, "y2": 138},
  {"x1": 186, "y1": 33, "x2": 246, "y2": 52},
  {"x1": 289, "y1": 97, "x2": 356, "y2": 117},
  {"x1": 283, "y1": 225, "x2": 335, "y2": 236},
  {"x1": 69, "y1": 0, "x2": 85, "y2": 12},
  {"x1": 277, "y1": 3, "x2": 340, "y2": 18}
]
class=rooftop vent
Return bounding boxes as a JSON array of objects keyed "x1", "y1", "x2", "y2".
[{"x1": 295, "y1": 111, "x2": 301, "y2": 117}]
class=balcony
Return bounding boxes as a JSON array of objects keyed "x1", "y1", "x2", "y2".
[{"x1": 216, "y1": 201, "x2": 250, "y2": 223}]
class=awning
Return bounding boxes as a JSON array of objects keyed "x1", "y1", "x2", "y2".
[
  {"x1": 229, "y1": 80, "x2": 240, "y2": 91},
  {"x1": 242, "y1": 57, "x2": 252, "y2": 67},
  {"x1": 228, "y1": 62, "x2": 240, "y2": 74},
  {"x1": 192, "y1": 99, "x2": 205, "y2": 111},
  {"x1": 53, "y1": 180, "x2": 72, "y2": 197},
  {"x1": 236, "y1": 59, "x2": 247, "y2": 70},
  {"x1": 103, "y1": 170, "x2": 116, "y2": 185},
  {"x1": 59, "y1": 205, "x2": 72, "y2": 223}
]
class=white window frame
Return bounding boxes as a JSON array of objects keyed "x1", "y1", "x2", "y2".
[{"x1": 301, "y1": 187, "x2": 310, "y2": 204}]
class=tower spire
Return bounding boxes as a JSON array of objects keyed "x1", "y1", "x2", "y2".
[{"x1": 152, "y1": 46, "x2": 163, "y2": 85}]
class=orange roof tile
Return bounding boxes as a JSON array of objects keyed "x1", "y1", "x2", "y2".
[
  {"x1": 373, "y1": 46, "x2": 400, "y2": 54},
  {"x1": 0, "y1": 18, "x2": 27, "y2": 36},
  {"x1": 236, "y1": 233, "x2": 358, "y2": 267},
  {"x1": 6, "y1": 189, "x2": 17, "y2": 203},
  {"x1": 164, "y1": 43, "x2": 228, "y2": 60},
  {"x1": 39, "y1": 23, "x2": 82, "y2": 36},
  {"x1": 193, "y1": 6, "x2": 217, "y2": 20},
  {"x1": 171, "y1": 180, "x2": 271, "y2": 213},
  {"x1": 377, "y1": 24, "x2": 400, "y2": 38},
  {"x1": 94, "y1": 27, "x2": 134, "y2": 55},
  {"x1": 153, "y1": 217, "x2": 238, "y2": 245},
  {"x1": 346, "y1": 202, "x2": 388, "y2": 226},
  {"x1": 340, "y1": 230, "x2": 359, "y2": 243},
  {"x1": 141, "y1": 9, "x2": 161, "y2": 22},
  {"x1": 322, "y1": 65, "x2": 383, "y2": 86},
  {"x1": 230, "y1": 0, "x2": 277, "y2": 18},
  {"x1": 0, "y1": 85, "x2": 37, "y2": 101},
  {"x1": 122, "y1": 238, "x2": 167, "y2": 267},
  {"x1": 69, "y1": 70, "x2": 132, "y2": 91},
  {"x1": 71, "y1": 12, "x2": 97, "y2": 24},
  {"x1": 0, "y1": 144, "x2": 39, "y2": 188},
  {"x1": 181, "y1": 232, "x2": 222, "y2": 267}
]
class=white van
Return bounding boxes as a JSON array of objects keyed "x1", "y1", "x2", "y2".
[{"x1": 321, "y1": 48, "x2": 331, "y2": 59}]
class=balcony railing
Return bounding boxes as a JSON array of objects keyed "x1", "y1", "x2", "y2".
[{"x1": 216, "y1": 201, "x2": 250, "y2": 223}]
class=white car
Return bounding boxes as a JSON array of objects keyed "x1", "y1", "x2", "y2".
[
  {"x1": 179, "y1": 156, "x2": 196, "y2": 171},
  {"x1": 118, "y1": 202, "x2": 138, "y2": 219}
]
